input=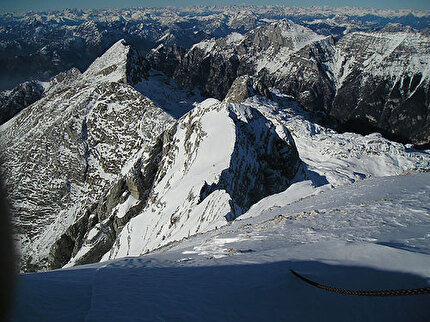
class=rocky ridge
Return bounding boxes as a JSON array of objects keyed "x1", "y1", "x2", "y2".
[
  {"x1": 0, "y1": 40, "x2": 173, "y2": 271},
  {"x1": 148, "y1": 19, "x2": 430, "y2": 146},
  {"x1": 99, "y1": 98, "x2": 302, "y2": 263},
  {"x1": 47, "y1": 83, "x2": 303, "y2": 268}
]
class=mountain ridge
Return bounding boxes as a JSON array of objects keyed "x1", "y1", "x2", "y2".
[
  {"x1": 0, "y1": 39, "x2": 173, "y2": 271},
  {"x1": 148, "y1": 19, "x2": 430, "y2": 146}
]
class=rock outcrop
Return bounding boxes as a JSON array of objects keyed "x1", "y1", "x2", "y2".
[
  {"x1": 60, "y1": 98, "x2": 302, "y2": 265},
  {"x1": 149, "y1": 20, "x2": 430, "y2": 146},
  {"x1": 329, "y1": 31, "x2": 430, "y2": 146},
  {"x1": 0, "y1": 81, "x2": 44, "y2": 125},
  {"x1": 224, "y1": 75, "x2": 272, "y2": 103},
  {"x1": 0, "y1": 40, "x2": 173, "y2": 271}
]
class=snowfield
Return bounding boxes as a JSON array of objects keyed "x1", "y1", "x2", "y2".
[{"x1": 12, "y1": 173, "x2": 430, "y2": 321}]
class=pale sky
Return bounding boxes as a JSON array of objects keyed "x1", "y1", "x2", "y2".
[{"x1": 1, "y1": 0, "x2": 429, "y2": 14}]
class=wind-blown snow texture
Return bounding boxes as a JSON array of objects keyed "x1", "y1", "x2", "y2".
[{"x1": 12, "y1": 173, "x2": 430, "y2": 321}]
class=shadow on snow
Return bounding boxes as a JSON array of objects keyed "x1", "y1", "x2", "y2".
[{"x1": 12, "y1": 259, "x2": 430, "y2": 322}]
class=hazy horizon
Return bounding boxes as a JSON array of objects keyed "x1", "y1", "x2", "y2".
[{"x1": 1, "y1": 0, "x2": 429, "y2": 14}]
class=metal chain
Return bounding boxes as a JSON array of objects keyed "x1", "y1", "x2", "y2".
[{"x1": 291, "y1": 269, "x2": 430, "y2": 296}]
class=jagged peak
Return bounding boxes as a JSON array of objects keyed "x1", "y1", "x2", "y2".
[
  {"x1": 249, "y1": 18, "x2": 326, "y2": 50},
  {"x1": 82, "y1": 39, "x2": 147, "y2": 85}
]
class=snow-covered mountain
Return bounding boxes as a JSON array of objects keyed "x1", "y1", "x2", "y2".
[
  {"x1": 0, "y1": 81, "x2": 44, "y2": 125},
  {"x1": 152, "y1": 19, "x2": 430, "y2": 146},
  {"x1": 51, "y1": 94, "x2": 303, "y2": 268},
  {"x1": 328, "y1": 30, "x2": 430, "y2": 146},
  {"x1": 0, "y1": 40, "x2": 173, "y2": 271},
  {"x1": 1, "y1": 7, "x2": 429, "y2": 321},
  {"x1": 2, "y1": 38, "x2": 430, "y2": 272},
  {"x1": 1, "y1": 6, "x2": 429, "y2": 91},
  {"x1": 45, "y1": 59, "x2": 430, "y2": 271},
  {"x1": 1, "y1": 14, "x2": 430, "y2": 274}
]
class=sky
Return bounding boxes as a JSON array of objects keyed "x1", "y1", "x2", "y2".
[{"x1": 0, "y1": 0, "x2": 429, "y2": 14}]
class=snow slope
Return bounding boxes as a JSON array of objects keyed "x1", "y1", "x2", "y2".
[
  {"x1": 61, "y1": 88, "x2": 430, "y2": 269},
  {"x1": 12, "y1": 173, "x2": 430, "y2": 322},
  {"x1": 244, "y1": 93, "x2": 430, "y2": 187},
  {"x1": 87, "y1": 97, "x2": 301, "y2": 263}
]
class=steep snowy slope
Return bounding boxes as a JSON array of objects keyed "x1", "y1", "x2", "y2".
[
  {"x1": 0, "y1": 40, "x2": 173, "y2": 271},
  {"x1": 12, "y1": 173, "x2": 430, "y2": 322},
  {"x1": 61, "y1": 98, "x2": 302, "y2": 266}
]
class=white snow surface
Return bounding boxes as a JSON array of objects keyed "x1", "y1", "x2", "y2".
[
  {"x1": 12, "y1": 173, "x2": 430, "y2": 321},
  {"x1": 104, "y1": 98, "x2": 237, "y2": 260}
]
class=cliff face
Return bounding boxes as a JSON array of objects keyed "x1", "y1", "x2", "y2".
[
  {"x1": 0, "y1": 81, "x2": 44, "y2": 125},
  {"x1": 148, "y1": 20, "x2": 430, "y2": 146},
  {"x1": 329, "y1": 31, "x2": 430, "y2": 146}
]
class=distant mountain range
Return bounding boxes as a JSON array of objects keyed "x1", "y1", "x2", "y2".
[
  {"x1": 1, "y1": 6, "x2": 429, "y2": 91},
  {"x1": 1, "y1": 7, "x2": 430, "y2": 272}
]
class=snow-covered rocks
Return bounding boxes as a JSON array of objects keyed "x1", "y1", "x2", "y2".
[
  {"x1": 329, "y1": 30, "x2": 430, "y2": 146},
  {"x1": 224, "y1": 75, "x2": 272, "y2": 103},
  {"x1": 246, "y1": 93, "x2": 430, "y2": 187},
  {"x1": 63, "y1": 98, "x2": 302, "y2": 265},
  {"x1": 0, "y1": 39, "x2": 173, "y2": 271},
  {"x1": 154, "y1": 19, "x2": 430, "y2": 146},
  {"x1": 0, "y1": 81, "x2": 44, "y2": 125}
]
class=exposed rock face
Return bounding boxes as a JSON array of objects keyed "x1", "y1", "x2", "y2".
[
  {"x1": 0, "y1": 40, "x2": 173, "y2": 271},
  {"x1": 48, "y1": 134, "x2": 166, "y2": 269},
  {"x1": 43, "y1": 68, "x2": 82, "y2": 95},
  {"x1": 147, "y1": 45, "x2": 187, "y2": 78},
  {"x1": 328, "y1": 31, "x2": 430, "y2": 146},
  {"x1": 149, "y1": 20, "x2": 430, "y2": 146},
  {"x1": 0, "y1": 81, "x2": 44, "y2": 125},
  {"x1": 150, "y1": 20, "x2": 334, "y2": 108},
  {"x1": 63, "y1": 98, "x2": 302, "y2": 264},
  {"x1": 224, "y1": 75, "x2": 272, "y2": 103}
]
